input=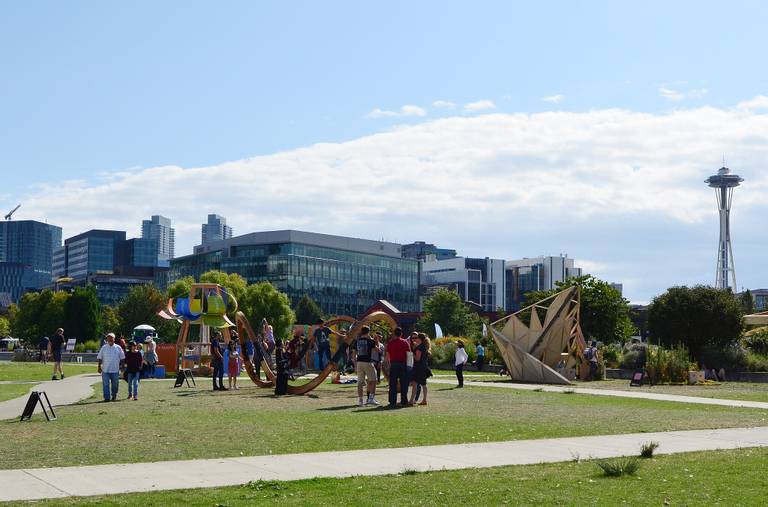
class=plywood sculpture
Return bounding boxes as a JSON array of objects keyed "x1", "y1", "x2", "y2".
[
  {"x1": 160, "y1": 283, "x2": 397, "y2": 395},
  {"x1": 489, "y1": 286, "x2": 588, "y2": 385}
]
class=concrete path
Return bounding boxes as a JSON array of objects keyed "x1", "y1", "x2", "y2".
[
  {"x1": 0, "y1": 374, "x2": 101, "y2": 421},
  {"x1": 429, "y1": 378, "x2": 768, "y2": 410},
  {"x1": 2, "y1": 426, "x2": 767, "y2": 502}
]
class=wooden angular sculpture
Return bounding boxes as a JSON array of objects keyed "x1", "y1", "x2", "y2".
[{"x1": 490, "y1": 286, "x2": 587, "y2": 385}]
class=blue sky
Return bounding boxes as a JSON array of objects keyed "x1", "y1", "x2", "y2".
[{"x1": 1, "y1": 1, "x2": 767, "y2": 303}]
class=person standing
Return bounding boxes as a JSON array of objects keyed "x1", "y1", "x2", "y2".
[
  {"x1": 49, "y1": 328, "x2": 66, "y2": 380},
  {"x1": 97, "y1": 333, "x2": 125, "y2": 402},
  {"x1": 586, "y1": 341, "x2": 599, "y2": 381},
  {"x1": 227, "y1": 340, "x2": 240, "y2": 390},
  {"x1": 371, "y1": 333, "x2": 384, "y2": 384},
  {"x1": 38, "y1": 336, "x2": 49, "y2": 364},
  {"x1": 211, "y1": 331, "x2": 227, "y2": 391},
  {"x1": 409, "y1": 333, "x2": 431, "y2": 406},
  {"x1": 143, "y1": 335, "x2": 158, "y2": 378},
  {"x1": 116, "y1": 334, "x2": 127, "y2": 351},
  {"x1": 455, "y1": 340, "x2": 469, "y2": 388},
  {"x1": 385, "y1": 327, "x2": 410, "y2": 408},
  {"x1": 353, "y1": 326, "x2": 379, "y2": 406},
  {"x1": 475, "y1": 342, "x2": 486, "y2": 372},
  {"x1": 274, "y1": 339, "x2": 289, "y2": 395},
  {"x1": 124, "y1": 342, "x2": 143, "y2": 400}
]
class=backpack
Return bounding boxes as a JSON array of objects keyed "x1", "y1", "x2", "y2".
[{"x1": 584, "y1": 347, "x2": 595, "y2": 361}]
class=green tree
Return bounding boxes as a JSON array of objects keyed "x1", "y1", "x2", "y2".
[
  {"x1": 63, "y1": 286, "x2": 102, "y2": 342},
  {"x1": 525, "y1": 275, "x2": 635, "y2": 344},
  {"x1": 166, "y1": 276, "x2": 194, "y2": 299},
  {"x1": 0, "y1": 316, "x2": 9, "y2": 337},
  {"x1": 12, "y1": 290, "x2": 69, "y2": 343},
  {"x1": 199, "y1": 271, "x2": 247, "y2": 302},
  {"x1": 239, "y1": 282, "x2": 295, "y2": 340},
  {"x1": 647, "y1": 285, "x2": 744, "y2": 359},
  {"x1": 740, "y1": 289, "x2": 755, "y2": 315},
  {"x1": 117, "y1": 284, "x2": 179, "y2": 342},
  {"x1": 101, "y1": 305, "x2": 122, "y2": 336},
  {"x1": 294, "y1": 294, "x2": 324, "y2": 324},
  {"x1": 416, "y1": 288, "x2": 482, "y2": 339}
]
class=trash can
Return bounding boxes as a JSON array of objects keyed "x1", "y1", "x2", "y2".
[{"x1": 154, "y1": 365, "x2": 166, "y2": 378}]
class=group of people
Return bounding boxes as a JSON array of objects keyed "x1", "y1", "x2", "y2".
[{"x1": 95, "y1": 331, "x2": 158, "y2": 401}]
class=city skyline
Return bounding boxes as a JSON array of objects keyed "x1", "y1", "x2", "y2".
[{"x1": 2, "y1": 1, "x2": 767, "y2": 303}]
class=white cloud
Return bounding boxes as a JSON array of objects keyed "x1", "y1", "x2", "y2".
[
  {"x1": 365, "y1": 105, "x2": 426, "y2": 119},
  {"x1": 432, "y1": 100, "x2": 456, "y2": 109},
  {"x1": 737, "y1": 95, "x2": 768, "y2": 111},
  {"x1": 11, "y1": 99, "x2": 768, "y2": 303},
  {"x1": 658, "y1": 84, "x2": 708, "y2": 101},
  {"x1": 463, "y1": 100, "x2": 496, "y2": 112},
  {"x1": 542, "y1": 94, "x2": 565, "y2": 103}
]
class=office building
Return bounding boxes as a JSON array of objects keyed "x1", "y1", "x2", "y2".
[
  {"x1": 141, "y1": 215, "x2": 175, "y2": 266},
  {"x1": 201, "y1": 214, "x2": 232, "y2": 246},
  {"x1": 54, "y1": 230, "x2": 168, "y2": 305},
  {"x1": 0, "y1": 220, "x2": 62, "y2": 303},
  {"x1": 505, "y1": 255, "x2": 583, "y2": 311},
  {"x1": 402, "y1": 241, "x2": 457, "y2": 261},
  {"x1": 171, "y1": 230, "x2": 419, "y2": 316},
  {"x1": 421, "y1": 256, "x2": 506, "y2": 312}
]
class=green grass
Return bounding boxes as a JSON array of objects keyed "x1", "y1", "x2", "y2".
[
  {"x1": 570, "y1": 379, "x2": 768, "y2": 402},
  {"x1": 1, "y1": 380, "x2": 767, "y2": 470},
  {"x1": 0, "y1": 362, "x2": 97, "y2": 382},
  {"x1": 0, "y1": 383, "x2": 35, "y2": 402},
  {"x1": 9, "y1": 448, "x2": 768, "y2": 506}
]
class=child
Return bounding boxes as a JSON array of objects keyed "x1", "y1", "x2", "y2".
[
  {"x1": 227, "y1": 340, "x2": 240, "y2": 390},
  {"x1": 125, "y1": 342, "x2": 144, "y2": 401}
]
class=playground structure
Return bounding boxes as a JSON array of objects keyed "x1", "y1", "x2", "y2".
[
  {"x1": 489, "y1": 286, "x2": 589, "y2": 385},
  {"x1": 160, "y1": 283, "x2": 397, "y2": 395}
]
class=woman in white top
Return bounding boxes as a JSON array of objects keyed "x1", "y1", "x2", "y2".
[{"x1": 455, "y1": 340, "x2": 469, "y2": 388}]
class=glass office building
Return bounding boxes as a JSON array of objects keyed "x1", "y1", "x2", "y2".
[
  {"x1": 171, "y1": 230, "x2": 420, "y2": 316},
  {"x1": 0, "y1": 220, "x2": 62, "y2": 302}
]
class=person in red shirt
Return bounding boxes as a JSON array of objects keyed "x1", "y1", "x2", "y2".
[
  {"x1": 116, "y1": 334, "x2": 127, "y2": 351},
  {"x1": 385, "y1": 327, "x2": 410, "y2": 408}
]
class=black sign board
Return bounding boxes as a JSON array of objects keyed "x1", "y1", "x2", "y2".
[
  {"x1": 20, "y1": 391, "x2": 56, "y2": 421},
  {"x1": 173, "y1": 369, "x2": 196, "y2": 388},
  {"x1": 629, "y1": 369, "x2": 645, "y2": 387}
]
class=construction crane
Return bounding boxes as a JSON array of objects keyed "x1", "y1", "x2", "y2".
[{"x1": 4, "y1": 204, "x2": 20, "y2": 220}]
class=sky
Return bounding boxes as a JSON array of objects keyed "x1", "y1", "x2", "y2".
[{"x1": 1, "y1": 1, "x2": 767, "y2": 303}]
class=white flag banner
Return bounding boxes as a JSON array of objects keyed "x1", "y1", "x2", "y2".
[
  {"x1": 434, "y1": 323, "x2": 444, "y2": 339},
  {"x1": 482, "y1": 323, "x2": 488, "y2": 337}
]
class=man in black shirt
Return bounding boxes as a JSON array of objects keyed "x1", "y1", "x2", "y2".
[
  {"x1": 38, "y1": 336, "x2": 50, "y2": 364},
  {"x1": 353, "y1": 326, "x2": 379, "y2": 406},
  {"x1": 210, "y1": 331, "x2": 226, "y2": 391},
  {"x1": 49, "y1": 328, "x2": 65, "y2": 380}
]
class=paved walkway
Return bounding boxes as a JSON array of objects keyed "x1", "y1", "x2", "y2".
[
  {"x1": 429, "y1": 378, "x2": 768, "y2": 410},
  {"x1": 2, "y1": 426, "x2": 767, "y2": 502},
  {"x1": 0, "y1": 374, "x2": 101, "y2": 421}
]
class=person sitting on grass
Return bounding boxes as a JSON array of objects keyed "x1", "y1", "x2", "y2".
[
  {"x1": 227, "y1": 340, "x2": 240, "y2": 390},
  {"x1": 124, "y1": 342, "x2": 143, "y2": 401},
  {"x1": 97, "y1": 333, "x2": 125, "y2": 402}
]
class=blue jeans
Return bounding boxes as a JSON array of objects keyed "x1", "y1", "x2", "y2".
[
  {"x1": 127, "y1": 372, "x2": 140, "y2": 397},
  {"x1": 102, "y1": 372, "x2": 119, "y2": 401},
  {"x1": 318, "y1": 344, "x2": 331, "y2": 369}
]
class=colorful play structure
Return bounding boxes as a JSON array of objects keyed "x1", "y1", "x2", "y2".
[
  {"x1": 159, "y1": 283, "x2": 397, "y2": 395},
  {"x1": 489, "y1": 286, "x2": 590, "y2": 385}
]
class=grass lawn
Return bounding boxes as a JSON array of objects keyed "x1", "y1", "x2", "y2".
[
  {"x1": 0, "y1": 362, "x2": 97, "y2": 382},
  {"x1": 1, "y1": 380, "x2": 767, "y2": 470},
  {"x1": 570, "y1": 379, "x2": 768, "y2": 402},
  {"x1": 9, "y1": 448, "x2": 768, "y2": 506},
  {"x1": 0, "y1": 383, "x2": 35, "y2": 402}
]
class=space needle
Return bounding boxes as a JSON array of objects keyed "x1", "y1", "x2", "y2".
[{"x1": 705, "y1": 165, "x2": 743, "y2": 290}]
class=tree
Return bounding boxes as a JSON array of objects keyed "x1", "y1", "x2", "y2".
[
  {"x1": 525, "y1": 275, "x2": 635, "y2": 344},
  {"x1": 416, "y1": 288, "x2": 482, "y2": 339},
  {"x1": 294, "y1": 294, "x2": 324, "y2": 325},
  {"x1": 63, "y1": 286, "x2": 102, "y2": 342},
  {"x1": 199, "y1": 271, "x2": 247, "y2": 302},
  {"x1": 740, "y1": 289, "x2": 755, "y2": 315},
  {"x1": 0, "y1": 316, "x2": 9, "y2": 337},
  {"x1": 239, "y1": 282, "x2": 295, "y2": 340},
  {"x1": 647, "y1": 285, "x2": 744, "y2": 359},
  {"x1": 101, "y1": 305, "x2": 121, "y2": 336},
  {"x1": 166, "y1": 276, "x2": 194, "y2": 299},
  {"x1": 12, "y1": 290, "x2": 69, "y2": 343},
  {"x1": 117, "y1": 284, "x2": 179, "y2": 342}
]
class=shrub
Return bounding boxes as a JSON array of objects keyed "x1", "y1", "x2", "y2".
[
  {"x1": 646, "y1": 345, "x2": 694, "y2": 384},
  {"x1": 743, "y1": 329, "x2": 768, "y2": 355},
  {"x1": 596, "y1": 457, "x2": 640, "y2": 477},
  {"x1": 600, "y1": 343, "x2": 622, "y2": 368},
  {"x1": 744, "y1": 351, "x2": 768, "y2": 372},
  {"x1": 620, "y1": 342, "x2": 647, "y2": 369},
  {"x1": 640, "y1": 441, "x2": 659, "y2": 458}
]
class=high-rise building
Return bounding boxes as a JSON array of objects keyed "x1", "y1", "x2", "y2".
[
  {"x1": 201, "y1": 214, "x2": 232, "y2": 246},
  {"x1": 141, "y1": 215, "x2": 175, "y2": 266},
  {"x1": 420, "y1": 256, "x2": 505, "y2": 312},
  {"x1": 705, "y1": 166, "x2": 743, "y2": 290},
  {"x1": 172, "y1": 229, "x2": 419, "y2": 316},
  {"x1": 402, "y1": 241, "x2": 457, "y2": 261},
  {"x1": 0, "y1": 220, "x2": 62, "y2": 302},
  {"x1": 505, "y1": 255, "x2": 583, "y2": 311}
]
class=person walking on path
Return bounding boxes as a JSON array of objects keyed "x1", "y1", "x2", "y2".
[
  {"x1": 353, "y1": 326, "x2": 379, "y2": 406},
  {"x1": 116, "y1": 334, "x2": 127, "y2": 351},
  {"x1": 97, "y1": 333, "x2": 125, "y2": 402},
  {"x1": 124, "y1": 342, "x2": 143, "y2": 400},
  {"x1": 475, "y1": 342, "x2": 486, "y2": 372},
  {"x1": 38, "y1": 336, "x2": 49, "y2": 364},
  {"x1": 455, "y1": 340, "x2": 469, "y2": 388},
  {"x1": 211, "y1": 331, "x2": 227, "y2": 391},
  {"x1": 143, "y1": 335, "x2": 158, "y2": 378},
  {"x1": 49, "y1": 328, "x2": 66, "y2": 380},
  {"x1": 385, "y1": 327, "x2": 410, "y2": 408},
  {"x1": 409, "y1": 333, "x2": 431, "y2": 406},
  {"x1": 227, "y1": 340, "x2": 240, "y2": 390}
]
